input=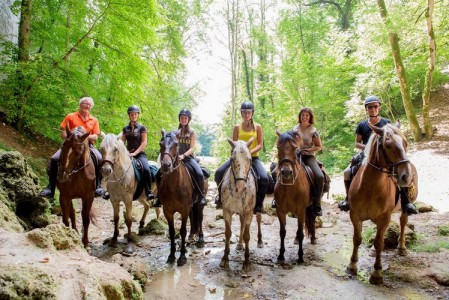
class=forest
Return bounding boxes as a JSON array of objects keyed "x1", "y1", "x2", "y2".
[{"x1": 1, "y1": 0, "x2": 448, "y2": 173}]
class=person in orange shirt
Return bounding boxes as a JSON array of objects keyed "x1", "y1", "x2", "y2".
[{"x1": 39, "y1": 97, "x2": 104, "y2": 198}]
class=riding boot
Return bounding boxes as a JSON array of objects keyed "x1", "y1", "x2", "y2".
[
  {"x1": 253, "y1": 193, "x2": 264, "y2": 214},
  {"x1": 338, "y1": 179, "x2": 352, "y2": 212},
  {"x1": 144, "y1": 184, "x2": 155, "y2": 200},
  {"x1": 313, "y1": 196, "x2": 322, "y2": 217},
  {"x1": 400, "y1": 187, "x2": 418, "y2": 215},
  {"x1": 152, "y1": 170, "x2": 162, "y2": 207},
  {"x1": 271, "y1": 199, "x2": 277, "y2": 209},
  {"x1": 39, "y1": 159, "x2": 57, "y2": 198},
  {"x1": 197, "y1": 179, "x2": 206, "y2": 206},
  {"x1": 95, "y1": 171, "x2": 105, "y2": 197},
  {"x1": 143, "y1": 169, "x2": 155, "y2": 200},
  {"x1": 214, "y1": 185, "x2": 222, "y2": 209}
]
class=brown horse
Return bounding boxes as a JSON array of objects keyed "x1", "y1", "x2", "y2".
[
  {"x1": 347, "y1": 123, "x2": 417, "y2": 284},
  {"x1": 57, "y1": 126, "x2": 95, "y2": 248},
  {"x1": 158, "y1": 130, "x2": 205, "y2": 266},
  {"x1": 274, "y1": 130, "x2": 316, "y2": 264}
]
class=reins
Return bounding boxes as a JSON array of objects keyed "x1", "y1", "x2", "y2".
[
  {"x1": 101, "y1": 157, "x2": 133, "y2": 183},
  {"x1": 277, "y1": 157, "x2": 301, "y2": 185},
  {"x1": 368, "y1": 135, "x2": 410, "y2": 177},
  {"x1": 59, "y1": 141, "x2": 92, "y2": 177}
]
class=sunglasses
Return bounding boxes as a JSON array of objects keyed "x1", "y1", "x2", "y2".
[
  {"x1": 241, "y1": 109, "x2": 253, "y2": 114},
  {"x1": 367, "y1": 105, "x2": 379, "y2": 109}
]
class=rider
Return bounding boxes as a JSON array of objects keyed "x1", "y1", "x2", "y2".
[
  {"x1": 338, "y1": 95, "x2": 418, "y2": 215},
  {"x1": 120, "y1": 105, "x2": 155, "y2": 200},
  {"x1": 39, "y1": 96, "x2": 105, "y2": 198},
  {"x1": 153, "y1": 109, "x2": 206, "y2": 207},
  {"x1": 214, "y1": 101, "x2": 269, "y2": 214},
  {"x1": 271, "y1": 107, "x2": 324, "y2": 217}
]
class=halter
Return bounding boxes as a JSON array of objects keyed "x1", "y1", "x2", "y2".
[
  {"x1": 230, "y1": 156, "x2": 251, "y2": 183},
  {"x1": 368, "y1": 135, "x2": 410, "y2": 177},
  {"x1": 59, "y1": 141, "x2": 91, "y2": 177},
  {"x1": 160, "y1": 144, "x2": 180, "y2": 175},
  {"x1": 277, "y1": 157, "x2": 301, "y2": 185}
]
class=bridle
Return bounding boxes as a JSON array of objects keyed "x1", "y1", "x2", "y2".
[
  {"x1": 229, "y1": 155, "x2": 252, "y2": 184},
  {"x1": 160, "y1": 135, "x2": 180, "y2": 175},
  {"x1": 277, "y1": 156, "x2": 301, "y2": 185},
  {"x1": 59, "y1": 140, "x2": 91, "y2": 177},
  {"x1": 100, "y1": 144, "x2": 132, "y2": 183},
  {"x1": 368, "y1": 135, "x2": 410, "y2": 177}
]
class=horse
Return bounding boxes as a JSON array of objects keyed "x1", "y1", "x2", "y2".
[
  {"x1": 219, "y1": 138, "x2": 257, "y2": 272},
  {"x1": 99, "y1": 133, "x2": 158, "y2": 255},
  {"x1": 158, "y1": 129, "x2": 206, "y2": 266},
  {"x1": 274, "y1": 129, "x2": 316, "y2": 264},
  {"x1": 56, "y1": 126, "x2": 96, "y2": 248},
  {"x1": 347, "y1": 123, "x2": 417, "y2": 284}
]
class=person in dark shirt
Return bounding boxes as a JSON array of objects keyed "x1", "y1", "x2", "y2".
[
  {"x1": 338, "y1": 96, "x2": 418, "y2": 215},
  {"x1": 121, "y1": 105, "x2": 155, "y2": 200}
]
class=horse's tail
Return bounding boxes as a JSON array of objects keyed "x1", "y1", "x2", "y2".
[
  {"x1": 304, "y1": 205, "x2": 315, "y2": 238},
  {"x1": 89, "y1": 206, "x2": 98, "y2": 226}
]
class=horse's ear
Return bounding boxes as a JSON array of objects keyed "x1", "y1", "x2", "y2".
[
  {"x1": 246, "y1": 137, "x2": 254, "y2": 148},
  {"x1": 276, "y1": 129, "x2": 281, "y2": 137},
  {"x1": 117, "y1": 132, "x2": 123, "y2": 141},
  {"x1": 368, "y1": 122, "x2": 383, "y2": 135},
  {"x1": 81, "y1": 130, "x2": 90, "y2": 142},
  {"x1": 161, "y1": 129, "x2": 165, "y2": 138},
  {"x1": 395, "y1": 120, "x2": 401, "y2": 128},
  {"x1": 227, "y1": 138, "x2": 236, "y2": 148},
  {"x1": 65, "y1": 124, "x2": 72, "y2": 138}
]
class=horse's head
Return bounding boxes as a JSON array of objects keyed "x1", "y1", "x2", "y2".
[
  {"x1": 159, "y1": 129, "x2": 179, "y2": 174},
  {"x1": 276, "y1": 129, "x2": 302, "y2": 182},
  {"x1": 99, "y1": 133, "x2": 128, "y2": 178},
  {"x1": 228, "y1": 138, "x2": 253, "y2": 193},
  {"x1": 366, "y1": 123, "x2": 412, "y2": 186},
  {"x1": 57, "y1": 126, "x2": 90, "y2": 182}
]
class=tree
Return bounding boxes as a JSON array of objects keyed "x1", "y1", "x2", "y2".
[{"x1": 422, "y1": 0, "x2": 435, "y2": 138}]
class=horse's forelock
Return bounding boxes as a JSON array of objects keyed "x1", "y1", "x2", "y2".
[
  {"x1": 277, "y1": 130, "x2": 297, "y2": 145},
  {"x1": 103, "y1": 134, "x2": 128, "y2": 161}
]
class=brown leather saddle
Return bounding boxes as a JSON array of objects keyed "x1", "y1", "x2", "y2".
[{"x1": 297, "y1": 154, "x2": 331, "y2": 200}]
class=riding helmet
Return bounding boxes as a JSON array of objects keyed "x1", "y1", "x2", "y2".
[
  {"x1": 364, "y1": 96, "x2": 381, "y2": 107},
  {"x1": 179, "y1": 109, "x2": 192, "y2": 122},
  {"x1": 127, "y1": 105, "x2": 140, "y2": 114},
  {"x1": 240, "y1": 101, "x2": 254, "y2": 112}
]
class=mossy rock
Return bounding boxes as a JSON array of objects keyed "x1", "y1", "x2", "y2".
[
  {"x1": 366, "y1": 221, "x2": 415, "y2": 248},
  {"x1": 138, "y1": 218, "x2": 167, "y2": 235},
  {"x1": 27, "y1": 224, "x2": 84, "y2": 250},
  {"x1": 415, "y1": 202, "x2": 434, "y2": 213},
  {"x1": 437, "y1": 224, "x2": 449, "y2": 236}
]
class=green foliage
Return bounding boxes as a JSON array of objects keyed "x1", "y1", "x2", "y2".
[
  {"x1": 409, "y1": 233, "x2": 449, "y2": 253},
  {"x1": 437, "y1": 225, "x2": 449, "y2": 236}
]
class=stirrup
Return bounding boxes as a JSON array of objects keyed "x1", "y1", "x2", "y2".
[
  {"x1": 102, "y1": 192, "x2": 110, "y2": 200},
  {"x1": 338, "y1": 200, "x2": 350, "y2": 212},
  {"x1": 152, "y1": 197, "x2": 162, "y2": 207},
  {"x1": 95, "y1": 187, "x2": 105, "y2": 197},
  {"x1": 404, "y1": 203, "x2": 418, "y2": 215},
  {"x1": 39, "y1": 186, "x2": 54, "y2": 199},
  {"x1": 313, "y1": 205, "x2": 322, "y2": 217},
  {"x1": 271, "y1": 199, "x2": 277, "y2": 209},
  {"x1": 146, "y1": 191, "x2": 155, "y2": 200},
  {"x1": 214, "y1": 195, "x2": 222, "y2": 209}
]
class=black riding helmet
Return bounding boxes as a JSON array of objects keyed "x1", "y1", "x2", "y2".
[
  {"x1": 240, "y1": 101, "x2": 254, "y2": 112},
  {"x1": 364, "y1": 96, "x2": 381, "y2": 107},
  {"x1": 127, "y1": 105, "x2": 140, "y2": 114},
  {"x1": 179, "y1": 109, "x2": 192, "y2": 122}
]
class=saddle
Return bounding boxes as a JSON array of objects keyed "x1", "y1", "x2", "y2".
[
  {"x1": 130, "y1": 159, "x2": 158, "y2": 200},
  {"x1": 297, "y1": 154, "x2": 331, "y2": 200}
]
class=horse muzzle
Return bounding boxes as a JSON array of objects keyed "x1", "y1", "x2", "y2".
[{"x1": 280, "y1": 167, "x2": 293, "y2": 180}]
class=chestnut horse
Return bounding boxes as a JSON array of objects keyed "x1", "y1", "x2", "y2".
[
  {"x1": 220, "y1": 138, "x2": 257, "y2": 272},
  {"x1": 347, "y1": 123, "x2": 418, "y2": 284},
  {"x1": 274, "y1": 130, "x2": 316, "y2": 264},
  {"x1": 57, "y1": 126, "x2": 95, "y2": 248},
  {"x1": 99, "y1": 133, "x2": 157, "y2": 255},
  {"x1": 158, "y1": 130, "x2": 205, "y2": 266}
]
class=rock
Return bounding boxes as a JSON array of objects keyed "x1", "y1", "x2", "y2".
[
  {"x1": 0, "y1": 150, "x2": 50, "y2": 231},
  {"x1": 27, "y1": 224, "x2": 84, "y2": 250},
  {"x1": 416, "y1": 202, "x2": 434, "y2": 213},
  {"x1": 139, "y1": 218, "x2": 167, "y2": 235}
]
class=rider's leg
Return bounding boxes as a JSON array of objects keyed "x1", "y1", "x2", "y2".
[
  {"x1": 213, "y1": 159, "x2": 231, "y2": 209},
  {"x1": 271, "y1": 168, "x2": 277, "y2": 208},
  {"x1": 400, "y1": 187, "x2": 418, "y2": 215},
  {"x1": 338, "y1": 165, "x2": 352, "y2": 212},
  {"x1": 137, "y1": 154, "x2": 155, "y2": 200},
  {"x1": 304, "y1": 156, "x2": 324, "y2": 217},
  {"x1": 90, "y1": 146, "x2": 105, "y2": 196},
  {"x1": 152, "y1": 169, "x2": 163, "y2": 207},
  {"x1": 188, "y1": 158, "x2": 206, "y2": 206},
  {"x1": 39, "y1": 149, "x2": 61, "y2": 198},
  {"x1": 253, "y1": 158, "x2": 269, "y2": 214}
]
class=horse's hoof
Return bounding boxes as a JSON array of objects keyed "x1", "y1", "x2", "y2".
[
  {"x1": 277, "y1": 256, "x2": 285, "y2": 263},
  {"x1": 257, "y1": 242, "x2": 263, "y2": 248},
  {"x1": 196, "y1": 241, "x2": 205, "y2": 249},
  {"x1": 107, "y1": 239, "x2": 118, "y2": 248},
  {"x1": 188, "y1": 234, "x2": 195, "y2": 242},
  {"x1": 167, "y1": 256, "x2": 176, "y2": 264},
  {"x1": 369, "y1": 274, "x2": 383, "y2": 285},
  {"x1": 220, "y1": 259, "x2": 229, "y2": 269},
  {"x1": 242, "y1": 262, "x2": 251, "y2": 273},
  {"x1": 177, "y1": 257, "x2": 187, "y2": 266},
  {"x1": 294, "y1": 237, "x2": 299, "y2": 245},
  {"x1": 236, "y1": 244, "x2": 243, "y2": 251},
  {"x1": 311, "y1": 237, "x2": 317, "y2": 245},
  {"x1": 346, "y1": 265, "x2": 357, "y2": 276},
  {"x1": 397, "y1": 248, "x2": 407, "y2": 256},
  {"x1": 296, "y1": 257, "x2": 305, "y2": 264},
  {"x1": 123, "y1": 245, "x2": 134, "y2": 256}
]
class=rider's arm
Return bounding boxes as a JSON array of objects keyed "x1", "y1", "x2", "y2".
[
  {"x1": 250, "y1": 124, "x2": 263, "y2": 155},
  {"x1": 232, "y1": 125, "x2": 239, "y2": 141},
  {"x1": 355, "y1": 134, "x2": 365, "y2": 150},
  {"x1": 130, "y1": 132, "x2": 147, "y2": 157},
  {"x1": 310, "y1": 134, "x2": 322, "y2": 153}
]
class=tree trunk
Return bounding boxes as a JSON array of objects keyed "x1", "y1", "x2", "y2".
[
  {"x1": 226, "y1": 0, "x2": 240, "y2": 127},
  {"x1": 422, "y1": 0, "x2": 435, "y2": 138},
  {"x1": 15, "y1": 0, "x2": 33, "y2": 132},
  {"x1": 377, "y1": 0, "x2": 422, "y2": 141}
]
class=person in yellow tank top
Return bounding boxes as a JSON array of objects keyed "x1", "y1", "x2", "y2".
[{"x1": 214, "y1": 101, "x2": 269, "y2": 213}]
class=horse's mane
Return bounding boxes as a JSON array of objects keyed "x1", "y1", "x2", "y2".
[
  {"x1": 362, "y1": 123, "x2": 407, "y2": 165},
  {"x1": 277, "y1": 130, "x2": 298, "y2": 144},
  {"x1": 103, "y1": 133, "x2": 129, "y2": 162}
]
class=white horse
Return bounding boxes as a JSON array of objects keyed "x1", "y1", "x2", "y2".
[
  {"x1": 220, "y1": 138, "x2": 258, "y2": 273},
  {"x1": 99, "y1": 133, "x2": 160, "y2": 255}
]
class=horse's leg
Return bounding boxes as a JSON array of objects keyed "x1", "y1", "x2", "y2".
[
  {"x1": 306, "y1": 206, "x2": 317, "y2": 245},
  {"x1": 166, "y1": 213, "x2": 176, "y2": 264},
  {"x1": 197, "y1": 206, "x2": 205, "y2": 248},
  {"x1": 81, "y1": 197, "x2": 93, "y2": 248},
  {"x1": 177, "y1": 213, "x2": 188, "y2": 266},
  {"x1": 156, "y1": 207, "x2": 161, "y2": 220},
  {"x1": 296, "y1": 217, "x2": 305, "y2": 264},
  {"x1": 397, "y1": 212, "x2": 408, "y2": 256},
  {"x1": 107, "y1": 201, "x2": 120, "y2": 248},
  {"x1": 139, "y1": 199, "x2": 150, "y2": 229},
  {"x1": 124, "y1": 200, "x2": 134, "y2": 255},
  {"x1": 347, "y1": 217, "x2": 362, "y2": 275},
  {"x1": 188, "y1": 205, "x2": 196, "y2": 242},
  {"x1": 69, "y1": 201, "x2": 77, "y2": 232},
  {"x1": 277, "y1": 212, "x2": 287, "y2": 263},
  {"x1": 59, "y1": 196, "x2": 71, "y2": 228},
  {"x1": 242, "y1": 213, "x2": 253, "y2": 273},
  {"x1": 370, "y1": 219, "x2": 389, "y2": 285},
  {"x1": 220, "y1": 213, "x2": 232, "y2": 269},
  {"x1": 256, "y1": 212, "x2": 263, "y2": 248},
  {"x1": 236, "y1": 215, "x2": 244, "y2": 251}
]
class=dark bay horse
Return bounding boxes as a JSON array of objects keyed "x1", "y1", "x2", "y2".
[
  {"x1": 99, "y1": 133, "x2": 155, "y2": 255},
  {"x1": 220, "y1": 138, "x2": 257, "y2": 272},
  {"x1": 274, "y1": 130, "x2": 316, "y2": 264},
  {"x1": 158, "y1": 129, "x2": 205, "y2": 266},
  {"x1": 347, "y1": 123, "x2": 417, "y2": 284},
  {"x1": 57, "y1": 126, "x2": 95, "y2": 248}
]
